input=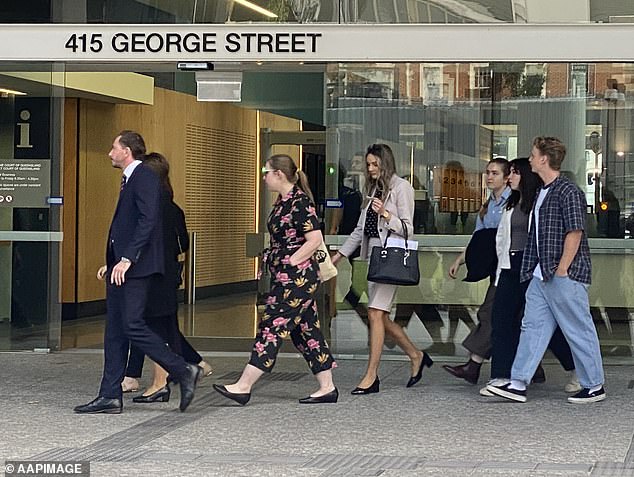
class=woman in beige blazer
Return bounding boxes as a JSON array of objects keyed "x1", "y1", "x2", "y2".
[{"x1": 332, "y1": 144, "x2": 433, "y2": 394}]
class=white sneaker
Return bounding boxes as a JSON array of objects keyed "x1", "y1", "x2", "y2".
[
  {"x1": 480, "y1": 379, "x2": 509, "y2": 397},
  {"x1": 564, "y1": 371, "x2": 582, "y2": 393},
  {"x1": 567, "y1": 386, "x2": 606, "y2": 404},
  {"x1": 479, "y1": 387, "x2": 494, "y2": 396},
  {"x1": 487, "y1": 382, "x2": 527, "y2": 403}
]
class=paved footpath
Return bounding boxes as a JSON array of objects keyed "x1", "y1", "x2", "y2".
[{"x1": 1, "y1": 351, "x2": 634, "y2": 476}]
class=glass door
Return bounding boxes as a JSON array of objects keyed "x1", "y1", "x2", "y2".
[{"x1": 0, "y1": 63, "x2": 62, "y2": 351}]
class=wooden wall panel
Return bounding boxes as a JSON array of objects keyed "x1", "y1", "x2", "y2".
[
  {"x1": 185, "y1": 125, "x2": 256, "y2": 286},
  {"x1": 259, "y1": 111, "x2": 302, "y2": 161},
  {"x1": 72, "y1": 87, "x2": 298, "y2": 303},
  {"x1": 61, "y1": 98, "x2": 78, "y2": 303},
  {"x1": 77, "y1": 100, "x2": 119, "y2": 302}
]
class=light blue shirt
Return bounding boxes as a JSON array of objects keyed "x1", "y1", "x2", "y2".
[{"x1": 474, "y1": 186, "x2": 512, "y2": 231}]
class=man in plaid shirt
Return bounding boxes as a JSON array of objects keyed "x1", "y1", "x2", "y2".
[{"x1": 488, "y1": 136, "x2": 606, "y2": 404}]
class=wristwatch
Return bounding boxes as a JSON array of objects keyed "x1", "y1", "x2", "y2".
[
  {"x1": 381, "y1": 210, "x2": 390, "y2": 220},
  {"x1": 120, "y1": 257, "x2": 131, "y2": 264}
]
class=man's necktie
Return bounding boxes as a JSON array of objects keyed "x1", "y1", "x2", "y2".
[{"x1": 120, "y1": 175, "x2": 127, "y2": 191}]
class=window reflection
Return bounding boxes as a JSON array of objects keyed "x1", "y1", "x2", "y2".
[
  {"x1": 327, "y1": 62, "x2": 634, "y2": 239},
  {"x1": 10, "y1": 0, "x2": 634, "y2": 24}
]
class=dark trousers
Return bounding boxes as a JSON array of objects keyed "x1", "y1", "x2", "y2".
[
  {"x1": 125, "y1": 314, "x2": 203, "y2": 378},
  {"x1": 462, "y1": 281, "x2": 497, "y2": 359},
  {"x1": 490, "y1": 252, "x2": 575, "y2": 379},
  {"x1": 99, "y1": 277, "x2": 188, "y2": 399}
]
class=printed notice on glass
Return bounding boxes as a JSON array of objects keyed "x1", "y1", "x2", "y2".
[{"x1": 0, "y1": 160, "x2": 50, "y2": 207}]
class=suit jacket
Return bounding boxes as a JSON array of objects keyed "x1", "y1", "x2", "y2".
[
  {"x1": 146, "y1": 194, "x2": 188, "y2": 317},
  {"x1": 106, "y1": 163, "x2": 165, "y2": 279},
  {"x1": 339, "y1": 174, "x2": 415, "y2": 260},
  {"x1": 463, "y1": 227, "x2": 498, "y2": 283}
]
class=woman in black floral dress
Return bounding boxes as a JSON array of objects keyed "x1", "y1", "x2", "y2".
[{"x1": 214, "y1": 154, "x2": 338, "y2": 405}]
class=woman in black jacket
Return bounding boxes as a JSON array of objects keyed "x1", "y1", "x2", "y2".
[{"x1": 110, "y1": 153, "x2": 211, "y2": 402}]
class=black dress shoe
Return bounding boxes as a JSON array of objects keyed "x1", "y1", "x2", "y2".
[
  {"x1": 351, "y1": 377, "x2": 380, "y2": 395},
  {"x1": 73, "y1": 396, "x2": 122, "y2": 414},
  {"x1": 132, "y1": 385, "x2": 171, "y2": 403},
  {"x1": 213, "y1": 384, "x2": 251, "y2": 406},
  {"x1": 178, "y1": 363, "x2": 202, "y2": 412},
  {"x1": 407, "y1": 352, "x2": 434, "y2": 388},
  {"x1": 299, "y1": 387, "x2": 339, "y2": 404}
]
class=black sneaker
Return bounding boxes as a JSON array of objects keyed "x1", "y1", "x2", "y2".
[
  {"x1": 486, "y1": 383, "x2": 527, "y2": 403},
  {"x1": 567, "y1": 386, "x2": 606, "y2": 404}
]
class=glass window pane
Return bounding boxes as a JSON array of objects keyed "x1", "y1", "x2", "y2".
[
  {"x1": 327, "y1": 60, "x2": 634, "y2": 358},
  {"x1": 326, "y1": 61, "x2": 634, "y2": 239},
  {"x1": 0, "y1": 64, "x2": 60, "y2": 351}
]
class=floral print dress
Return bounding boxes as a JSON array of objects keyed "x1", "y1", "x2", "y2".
[{"x1": 249, "y1": 186, "x2": 336, "y2": 375}]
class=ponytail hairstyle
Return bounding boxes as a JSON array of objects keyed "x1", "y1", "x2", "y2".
[
  {"x1": 478, "y1": 157, "x2": 511, "y2": 220},
  {"x1": 364, "y1": 143, "x2": 397, "y2": 198},
  {"x1": 506, "y1": 157, "x2": 543, "y2": 214},
  {"x1": 268, "y1": 154, "x2": 315, "y2": 204}
]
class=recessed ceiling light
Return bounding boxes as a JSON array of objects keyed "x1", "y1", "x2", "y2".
[{"x1": 233, "y1": 0, "x2": 278, "y2": 18}]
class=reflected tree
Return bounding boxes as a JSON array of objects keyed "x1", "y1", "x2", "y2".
[{"x1": 267, "y1": 0, "x2": 321, "y2": 23}]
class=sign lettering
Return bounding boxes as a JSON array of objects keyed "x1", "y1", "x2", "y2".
[{"x1": 63, "y1": 31, "x2": 321, "y2": 55}]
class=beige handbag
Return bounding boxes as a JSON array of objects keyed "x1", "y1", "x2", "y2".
[{"x1": 315, "y1": 239, "x2": 338, "y2": 282}]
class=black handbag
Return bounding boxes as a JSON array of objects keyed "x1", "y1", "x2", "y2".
[{"x1": 367, "y1": 218, "x2": 420, "y2": 286}]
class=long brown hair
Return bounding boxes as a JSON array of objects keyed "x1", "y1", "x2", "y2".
[
  {"x1": 143, "y1": 152, "x2": 174, "y2": 199},
  {"x1": 365, "y1": 143, "x2": 397, "y2": 197},
  {"x1": 506, "y1": 157, "x2": 543, "y2": 214},
  {"x1": 268, "y1": 154, "x2": 315, "y2": 204}
]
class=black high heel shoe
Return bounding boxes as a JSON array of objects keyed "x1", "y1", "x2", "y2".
[
  {"x1": 132, "y1": 385, "x2": 171, "y2": 403},
  {"x1": 213, "y1": 384, "x2": 251, "y2": 406},
  {"x1": 351, "y1": 377, "x2": 380, "y2": 395},
  {"x1": 407, "y1": 352, "x2": 434, "y2": 388},
  {"x1": 299, "y1": 387, "x2": 339, "y2": 404}
]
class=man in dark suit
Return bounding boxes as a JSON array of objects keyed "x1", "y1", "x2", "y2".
[{"x1": 74, "y1": 130, "x2": 200, "y2": 414}]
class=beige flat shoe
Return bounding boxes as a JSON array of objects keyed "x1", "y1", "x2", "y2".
[
  {"x1": 121, "y1": 377, "x2": 139, "y2": 393},
  {"x1": 198, "y1": 361, "x2": 213, "y2": 377}
]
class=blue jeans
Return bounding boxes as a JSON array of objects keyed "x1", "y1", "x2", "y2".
[{"x1": 511, "y1": 275, "x2": 604, "y2": 389}]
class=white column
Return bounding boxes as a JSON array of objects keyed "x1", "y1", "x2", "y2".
[{"x1": 517, "y1": 99, "x2": 587, "y2": 186}]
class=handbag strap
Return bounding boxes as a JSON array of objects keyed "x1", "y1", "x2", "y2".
[{"x1": 381, "y1": 217, "x2": 410, "y2": 249}]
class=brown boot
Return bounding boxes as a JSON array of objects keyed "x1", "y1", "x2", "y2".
[{"x1": 442, "y1": 359, "x2": 481, "y2": 384}]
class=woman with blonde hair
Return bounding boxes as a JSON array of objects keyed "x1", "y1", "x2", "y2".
[
  {"x1": 214, "y1": 154, "x2": 338, "y2": 405},
  {"x1": 332, "y1": 143, "x2": 432, "y2": 394}
]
